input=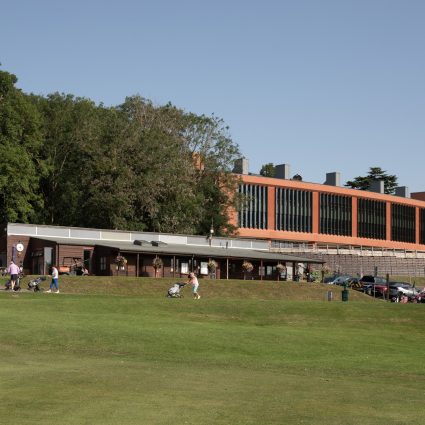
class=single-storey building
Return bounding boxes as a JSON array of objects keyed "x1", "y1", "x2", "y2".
[{"x1": 0, "y1": 223, "x2": 324, "y2": 280}]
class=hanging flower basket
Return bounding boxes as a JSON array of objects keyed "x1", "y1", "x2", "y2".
[
  {"x1": 152, "y1": 257, "x2": 163, "y2": 278},
  {"x1": 242, "y1": 260, "x2": 254, "y2": 273},
  {"x1": 115, "y1": 255, "x2": 127, "y2": 267},
  {"x1": 207, "y1": 260, "x2": 217, "y2": 272},
  {"x1": 152, "y1": 257, "x2": 163, "y2": 270},
  {"x1": 115, "y1": 255, "x2": 127, "y2": 269},
  {"x1": 276, "y1": 263, "x2": 286, "y2": 273}
]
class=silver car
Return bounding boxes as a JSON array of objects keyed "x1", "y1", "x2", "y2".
[{"x1": 388, "y1": 282, "x2": 420, "y2": 298}]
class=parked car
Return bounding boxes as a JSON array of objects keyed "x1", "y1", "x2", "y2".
[
  {"x1": 351, "y1": 275, "x2": 387, "y2": 295},
  {"x1": 324, "y1": 275, "x2": 351, "y2": 285},
  {"x1": 362, "y1": 282, "x2": 388, "y2": 297},
  {"x1": 323, "y1": 274, "x2": 340, "y2": 284},
  {"x1": 412, "y1": 289, "x2": 425, "y2": 303},
  {"x1": 388, "y1": 282, "x2": 420, "y2": 299},
  {"x1": 359, "y1": 275, "x2": 387, "y2": 285}
]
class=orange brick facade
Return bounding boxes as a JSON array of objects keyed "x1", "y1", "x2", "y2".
[{"x1": 230, "y1": 174, "x2": 425, "y2": 252}]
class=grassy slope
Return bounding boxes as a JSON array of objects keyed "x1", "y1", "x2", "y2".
[
  {"x1": 0, "y1": 278, "x2": 424, "y2": 425},
  {"x1": 2, "y1": 275, "x2": 379, "y2": 301}
]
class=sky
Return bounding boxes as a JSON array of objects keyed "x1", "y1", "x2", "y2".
[{"x1": 1, "y1": 0, "x2": 424, "y2": 192}]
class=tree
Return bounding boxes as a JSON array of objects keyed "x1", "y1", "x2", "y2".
[
  {"x1": 0, "y1": 70, "x2": 45, "y2": 223},
  {"x1": 31, "y1": 92, "x2": 107, "y2": 226},
  {"x1": 345, "y1": 167, "x2": 398, "y2": 194},
  {"x1": 260, "y1": 163, "x2": 275, "y2": 177},
  {"x1": 4, "y1": 68, "x2": 241, "y2": 236}
]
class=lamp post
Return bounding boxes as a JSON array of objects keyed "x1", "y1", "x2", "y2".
[{"x1": 209, "y1": 220, "x2": 214, "y2": 246}]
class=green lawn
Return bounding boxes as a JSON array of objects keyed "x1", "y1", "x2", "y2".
[{"x1": 0, "y1": 278, "x2": 424, "y2": 425}]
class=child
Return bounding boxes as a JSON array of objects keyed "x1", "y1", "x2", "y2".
[{"x1": 187, "y1": 272, "x2": 201, "y2": 299}]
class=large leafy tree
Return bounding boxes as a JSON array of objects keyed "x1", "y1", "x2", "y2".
[
  {"x1": 0, "y1": 70, "x2": 45, "y2": 223},
  {"x1": 345, "y1": 167, "x2": 398, "y2": 194},
  {"x1": 31, "y1": 92, "x2": 106, "y2": 225},
  {"x1": 260, "y1": 163, "x2": 275, "y2": 177},
  {"x1": 5, "y1": 68, "x2": 241, "y2": 236}
]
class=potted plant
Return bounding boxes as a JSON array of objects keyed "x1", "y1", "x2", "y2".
[
  {"x1": 152, "y1": 256, "x2": 163, "y2": 278},
  {"x1": 242, "y1": 260, "x2": 254, "y2": 280}
]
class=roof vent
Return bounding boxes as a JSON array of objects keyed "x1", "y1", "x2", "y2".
[
  {"x1": 134, "y1": 240, "x2": 151, "y2": 246},
  {"x1": 369, "y1": 180, "x2": 384, "y2": 194},
  {"x1": 394, "y1": 186, "x2": 410, "y2": 198},
  {"x1": 151, "y1": 241, "x2": 167, "y2": 247},
  {"x1": 274, "y1": 164, "x2": 291, "y2": 179},
  {"x1": 324, "y1": 172, "x2": 340, "y2": 186},
  {"x1": 233, "y1": 158, "x2": 249, "y2": 175}
]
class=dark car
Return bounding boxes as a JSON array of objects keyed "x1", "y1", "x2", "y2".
[
  {"x1": 361, "y1": 282, "x2": 388, "y2": 297},
  {"x1": 360, "y1": 275, "x2": 387, "y2": 285},
  {"x1": 359, "y1": 276, "x2": 387, "y2": 296}
]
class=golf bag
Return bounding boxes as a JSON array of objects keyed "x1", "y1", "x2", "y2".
[
  {"x1": 4, "y1": 273, "x2": 23, "y2": 291},
  {"x1": 167, "y1": 282, "x2": 186, "y2": 298},
  {"x1": 27, "y1": 276, "x2": 47, "y2": 292}
]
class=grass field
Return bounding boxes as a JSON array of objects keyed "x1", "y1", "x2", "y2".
[{"x1": 1, "y1": 277, "x2": 424, "y2": 425}]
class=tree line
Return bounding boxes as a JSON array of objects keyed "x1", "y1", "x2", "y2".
[{"x1": 0, "y1": 69, "x2": 241, "y2": 236}]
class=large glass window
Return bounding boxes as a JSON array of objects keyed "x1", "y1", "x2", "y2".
[
  {"x1": 275, "y1": 188, "x2": 312, "y2": 232},
  {"x1": 320, "y1": 193, "x2": 352, "y2": 236},
  {"x1": 358, "y1": 199, "x2": 386, "y2": 240},
  {"x1": 238, "y1": 184, "x2": 268, "y2": 229},
  {"x1": 420, "y1": 209, "x2": 425, "y2": 245},
  {"x1": 392, "y1": 204, "x2": 415, "y2": 243}
]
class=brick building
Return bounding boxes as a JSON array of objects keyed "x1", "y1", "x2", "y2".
[{"x1": 230, "y1": 159, "x2": 425, "y2": 277}]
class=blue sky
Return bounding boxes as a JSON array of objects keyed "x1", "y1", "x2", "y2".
[{"x1": 1, "y1": 0, "x2": 424, "y2": 192}]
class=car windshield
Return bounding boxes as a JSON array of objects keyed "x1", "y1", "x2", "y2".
[
  {"x1": 361, "y1": 276, "x2": 374, "y2": 282},
  {"x1": 389, "y1": 282, "x2": 409, "y2": 287}
]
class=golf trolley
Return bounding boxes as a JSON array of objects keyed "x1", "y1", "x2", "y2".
[
  {"x1": 4, "y1": 272, "x2": 24, "y2": 292},
  {"x1": 167, "y1": 282, "x2": 186, "y2": 298},
  {"x1": 27, "y1": 276, "x2": 47, "y2": 292}
]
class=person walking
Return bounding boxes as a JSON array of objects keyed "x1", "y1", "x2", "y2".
[
  {"x1": 187, "y1": 272, "x2": 201, "y2": 299},
  {"x1": 7, "y1": 260, "x2": 20, "y2": 291},
  {"x1": 46, "y1": 265, "x2": 59, "y2": 293}
]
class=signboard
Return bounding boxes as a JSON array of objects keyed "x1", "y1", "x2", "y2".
[{"x1": 200, "y1": 262, "x2": 208, "y2": 275}]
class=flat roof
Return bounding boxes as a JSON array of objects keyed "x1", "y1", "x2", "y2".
[{"x1": 32, "y1": 237, "x2": 324, "y2": 264}]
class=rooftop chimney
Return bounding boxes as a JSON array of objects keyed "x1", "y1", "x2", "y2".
[
  {"x1": 369, "y1": 180, "x2": 385, "y2": 194},
  {"x1": 324, "y1": 172, "x2": 341, "y2": 186},
  {"x1": 394, "y1": 186, "x2": 410, "y2": 198},
  {"x1": 233, "y1": 158, "x2": 249, "y2": 175},
  {"x1": 274, "y1": 164, "x2": 291, "y2": 179}
]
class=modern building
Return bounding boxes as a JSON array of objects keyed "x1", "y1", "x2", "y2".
[
  {"x1": 2, "y1": 160, "x2": 424, "y2": 279},
  {"x1": 0, "y1": 222, "x2": 323, "y2": 280},
  {"x1": 230, "y1": 160, "x2": 425, "y2": 277}
]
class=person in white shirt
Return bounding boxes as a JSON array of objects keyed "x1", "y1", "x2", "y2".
[{"x1": 46, "y1": 266, "x2": 59, "y2": 293}]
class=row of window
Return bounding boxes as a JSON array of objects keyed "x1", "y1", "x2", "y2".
[{"x1": 238, "y1": 184, "x2": 425, "y2": 243}]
